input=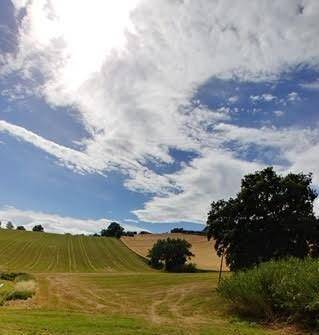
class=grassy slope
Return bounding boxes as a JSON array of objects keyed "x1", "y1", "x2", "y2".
[
  {"x1": 122, "y1": 233, "x2": 228, "y2": 271},
  {"x1": 0, "y1": 229, "x2": 150, "y2": 272},
  {"x1": 0, "y1": 230, "x2": 296, "y2": 335}
]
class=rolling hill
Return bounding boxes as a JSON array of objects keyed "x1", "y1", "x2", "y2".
[
  {"x1": 122, "y1": 233, "x2": 228, "y2": 271},
  {"x1": 0, "y1": 229, "x2": 296, "y2": 334},
  {"x1": 0, "y1": 229, "x2": 151, "y2": 273}
]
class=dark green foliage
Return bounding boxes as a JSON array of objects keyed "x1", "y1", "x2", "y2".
[
  {"x1": 6, "y1": 221, "x2": 14, "y2": 230},
  {"x1": 7, "y1": 290, "x2": 33, "y2": 301},
  {"x1": 179, "y1": 262, "x2": 197, "y2": 273},
  {"x1": 147, "y1": 238, "x2": 194, "y2": 271},
  {"x1": 0, "y1": 272, "x2": 23, "y2": 281},
  {"x1": 207, "y1": 167, "x2": 319, "y2": 271},
  {"x1": 219, "y1": 258, "x2": 319, "y2": 327},
  {"x1": 170, "y1": 227, "x2": 206, "y2": 235},
  {"x1": 124, "y1": 231, "x2": 137, "y2": 237},
  {"x1": 0, "y1": 272, "x2": 35, "y2": 305},
  {"x1": 32, "y1": 224, "x2": 44, "y2": 232},
  {"x1": 139, "y1": 231, "x2": 151, "y2": 235},
  {"x1": 0, "y1": 272, "x2": 33, "y2": 282},
  {"x1": 16, "y1": 225, "x2": 26, "y2": 231},
  {"x1": 100, "y1": 222, "x2": 124, "y2": 238}
]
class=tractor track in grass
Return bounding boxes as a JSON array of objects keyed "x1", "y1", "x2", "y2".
[{"x1": 0, "y1": 230, "x2": 301, "y2": 335}]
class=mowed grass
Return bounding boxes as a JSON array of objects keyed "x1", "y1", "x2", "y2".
[
  {"x1": 0, "y1": 230, "x2": 298, "y2": 334},
  {"x1": 0, "y1": 229, "x2": 151, "y2": 273},
  {"x1": 122, "y1": 233, "x2": 228, "y2": 271},
  {"x1": 1, "y1": 272, "x2": 294, "y2": 335}
]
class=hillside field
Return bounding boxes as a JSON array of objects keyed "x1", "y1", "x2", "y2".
[
  {"x1": 122, "y1": 233, "x2": 228, "y2": 271},
  {"x1": 0, "y1": 229, "x2": 298, "y2": 335},
  {"x1": 0, "y1": 229, "x2": 150, "y2": 272}
]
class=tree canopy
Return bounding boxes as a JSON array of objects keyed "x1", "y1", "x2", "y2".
[
  {"x1": 147, "y1": 238, "x2": 194, "y2": 271},
  {"x1": 206, "y1": 167, "x2": 319, "y2": 271},
  {"x1": 100, "y1": 222, "x2": 124, "y2": 238},
  {"x1": 32, "y1": 224, "x2": 44, "y2": 232},
  {"x1": 16, "y1": 226, "x2": 26, "y2": 231},
  {"x1": 6, "y1": 221, "x2": 14, "y2": 230}
]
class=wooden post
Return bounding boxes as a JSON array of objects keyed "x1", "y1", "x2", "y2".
[{"x1": 218, "y1": 252, "x2": 224, "y2": 285}]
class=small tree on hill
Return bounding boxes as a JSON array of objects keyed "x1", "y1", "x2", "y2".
[
  {"x1": 16, "y1": 225, "x2": 26, "y2": 231},
  {"x1": 147, "y1": 238, "x2": 194, "y2": 271},
  {"x1": 206, "y1": 167, "x2": 319, "y2": 271},
  {"x1": 6, "y1": 221, "x2": 14, "y2": 230},
  {"x1": 32, "y1": 224, "x2": 44, "y2": 232},
  {"x1": 100, "y1": 222, "x2": 124, "y2": 238}
]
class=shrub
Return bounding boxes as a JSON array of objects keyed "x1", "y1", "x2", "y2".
[
  {"x1": 14, "y1": 273, "x2": 34, "y2": 282},
  {"x1": 7, "y1": 280, "x2": 36, "y2": 301},
  {"x1": 0, "y1": 272, "x2": 23, "y2": 281},
  {"x1": 218, "y1": 257, "x2": 319, "y2": 327},
  {"x1": 0, "y1": 273, "x2": 36, "y2": 305},
  {"x1": 179, "y1": 263, "x2": 197, "y2": 273}
]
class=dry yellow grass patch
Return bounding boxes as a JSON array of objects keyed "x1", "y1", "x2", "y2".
[
  {"x1": 14, "y1": 280, "x2": 36, "y2": 294},
  {"x1": 121, "y1": 233, "x2": 228, "y2": 271}
]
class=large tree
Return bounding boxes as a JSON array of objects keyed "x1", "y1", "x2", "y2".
[
  {"x1": 32, "y1": 224, "x2": 44, "y2": 232},
  {"x1": 100, "y1": 222, "x2": 124, "y2": 238},
  {"x1": 148, "y1": 238, "x2": 194, "y2": 271},
  {"x1": 206, "y1": 167, "x2": 319, "y2": 271},
  {"x1": 6, "y1": 221, "x2": 14, "y2": 230}
]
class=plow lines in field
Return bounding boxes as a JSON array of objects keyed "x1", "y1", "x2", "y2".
[{"x1": 0, "y1": 229, "x2": 151, "y2": 273}]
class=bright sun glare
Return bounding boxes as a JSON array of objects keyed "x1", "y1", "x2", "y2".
[{"x1": 25, "y1": 0, "x2": 141, "y2": 89}]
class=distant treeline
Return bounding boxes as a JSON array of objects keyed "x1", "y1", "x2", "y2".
[
  {"x1": 123, "y1": 231, "x2": 152, "y2": 237},
  {"x1": 170, "y1": 227, "x2": 207, "y2": 236}
]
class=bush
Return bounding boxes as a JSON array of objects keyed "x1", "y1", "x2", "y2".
[
  {"x1": 0, "y1": 272, "x2": 36, "y2": 305},
  {"x1": 178, "y1": 263, "x2": 198, "y2": 273},
  {"x1": 0, "y1": 272, "x2": 24, "y2": 281},
  {"x1": 7, "y1": 280, "x2": 36, "y2": 301},
  {"x1": 219, "y1": 257, "x2": 319, "y2": 327}
]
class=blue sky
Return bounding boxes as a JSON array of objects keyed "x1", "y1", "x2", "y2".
[{"x1": 0, "y1": 0, "x2": 319, "y2": 234}]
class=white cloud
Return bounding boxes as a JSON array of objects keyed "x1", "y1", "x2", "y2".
[
  {"x1": 1, "y1": 0, "x2": 319, "y2": 224},
  {"x1": 134, "y1": 124, "x2": 319, "y2": 223},
  {"x1": 250, "y1": 93, "x2": 277, "y2": 102},
  {"x1": 300, "y1": 80, "x2": 319, "y2": 90},
  {"x1": 0, "y1": 206, "x2": 145, "y2": 234},
  {"x1": 228, "y1": 95, "x2": 239, "y2": 103},
  {"x1": 287, "y1": 91, "x2": 301, "y2": 102},
  {"x1": 134, "y1": 149, "x2": 262, "y2": 223},
  {"x1": 273, "y1": 110, "x2": 285, "y2": 117}
]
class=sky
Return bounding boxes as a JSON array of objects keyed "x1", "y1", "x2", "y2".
[{"x1": 0, "y1": 0, "x2": 319, "y2": 234}]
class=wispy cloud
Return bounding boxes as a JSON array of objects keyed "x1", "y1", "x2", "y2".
[
  {"x1": 300, "y1": 80, "x2": 319, "y2": 90},
  {"x1": 1, "y1": 0, "x2": 319, "y2": 224}
]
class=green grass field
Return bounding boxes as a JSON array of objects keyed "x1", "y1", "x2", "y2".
[
  {"x1": 0, "y1": 229, "x2": 150, "y2": 272},
  {"x1": 0, "y1": 229, "x2": 298, "y2": 335}
]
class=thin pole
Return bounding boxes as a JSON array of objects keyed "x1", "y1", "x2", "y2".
[{"x1": 218, "y1": 252, "x2": 224, "y2": 285}]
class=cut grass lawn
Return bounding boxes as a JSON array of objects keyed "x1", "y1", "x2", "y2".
[
  {"x1": 1, "y1": 272, "x2": 295, "y2": 335},
  {"x1": 0, "y1": 230, "x2": 299, "y2": 334}
]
